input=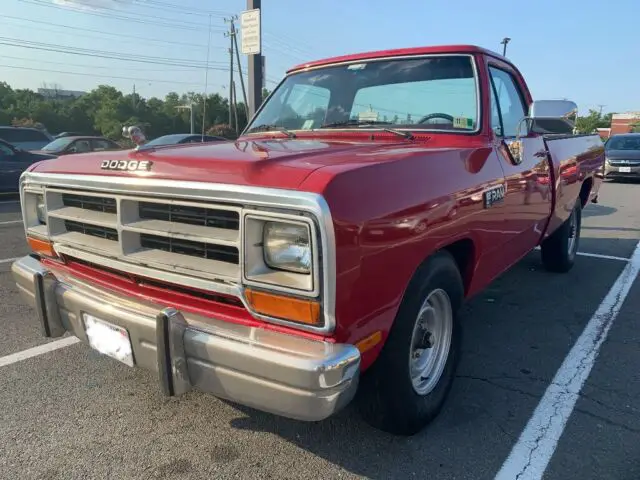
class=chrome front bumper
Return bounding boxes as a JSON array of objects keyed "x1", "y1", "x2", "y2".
[{"x1": 12, "y1": 255, "x2": 360, "y2": 421}]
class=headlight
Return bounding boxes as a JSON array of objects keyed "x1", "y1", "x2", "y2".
[
  {"x1": 35, "y1": 194, "x2": 46, "y2": 225},
  {"x1": 263, "y1": 222, "x2": 311, "y2": 273}
]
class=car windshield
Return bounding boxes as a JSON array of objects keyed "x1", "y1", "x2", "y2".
[
  {"x1": 606, "y1": 136, "x2": 640, "y2": 150},
  {"x1": 42, "y1": 137, "x2": 74, "y2": 151},
  {"x1": 145, "y1": 134, "x2": 190, "y2": 147},
  {"x1": 246, "y1": 55, "x2": 479, "y2": 134}
]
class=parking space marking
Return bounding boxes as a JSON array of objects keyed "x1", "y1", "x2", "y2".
[
  {"x1": 533, "y1": 246, "x2": 630, "y2": 262},
  {"x1": 0, "y1": 200, "x2": 19, "y2": 204},
  {"x1": 0, "y1": 337, "x2": 80, "y2": 368},
  {"x1": 0, "y1": 257, "x2": 21, "y2": 265},
  {"x1": 495, "y1": 240, "x2": 640, "y2": 480},
  {"x1": 0, "y1": 220, "x2": 22, "y2": 226},
  {"x1": 576, "y1": 251, "x2": 630, "y2": 262}
]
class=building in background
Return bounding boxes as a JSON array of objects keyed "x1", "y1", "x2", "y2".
[
  {"x1": 610, "y1": 112, "x2": 640, "y2": 135},
  {"x1": 37, "y1": 88, "x2": 86, "y2": 100}
]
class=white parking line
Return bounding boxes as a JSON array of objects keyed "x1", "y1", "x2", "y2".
[
  {"x1": 576, "y1": 251, "x2": 630, "y2": 262},
  {"x1": 0, "y1": 257, "x2": 21, "y2": 265},
  {"x1": 533, "y1": 246, "x2": 630, "y2": 262},
  {"x1": 495, "y1": 240, "x2": 640, "y2": 480},
  {"x1": 0, "y1": 337, "x2": 81, "y2": 368},
  {"x1": 0, "y1": 220, "x2": 22, "y2": 226},
  {"x1": 0, "y1": 200, "x2": 19, "y2": 204}
]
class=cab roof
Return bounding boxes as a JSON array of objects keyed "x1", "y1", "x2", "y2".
[{"x1": 287, "y1": 44, "x2": 508, "y2": 74}]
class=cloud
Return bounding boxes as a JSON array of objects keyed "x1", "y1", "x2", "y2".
[{"x1": 53, "y1": 0, "x2": 132, "y2": 9}]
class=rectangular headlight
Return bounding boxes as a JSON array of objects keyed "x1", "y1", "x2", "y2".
[
  {"x1": 263, "y1": 222, "x2": 311, "y2": 274},
  {"x1": 243, "y1": 212, "x2": 319, "y2": 296}
]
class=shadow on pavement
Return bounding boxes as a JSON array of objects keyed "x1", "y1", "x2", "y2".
[
  {"x1": 583, "y1": 204, "x2": 617, "y2": 218},
  {"x1": 224, "y1": 238, "x2": 631, "y2": 479}
]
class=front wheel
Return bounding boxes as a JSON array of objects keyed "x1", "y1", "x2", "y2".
[
  {"x1": 540, "y1": 200, "x2": 582, "y2": 273},
  {"x1": 357, "y1": 251, "x2": 464, "y2": 436}
]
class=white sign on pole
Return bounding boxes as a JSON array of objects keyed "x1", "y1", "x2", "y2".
[{"x1": 240, "y1": 8, "x2": 261, "y2": 55}]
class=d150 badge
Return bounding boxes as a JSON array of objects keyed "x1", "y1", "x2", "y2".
[
  {"x1": 483, "y1": 184, "x2": 506, "y2": 208},
  {"x1": 101, "y1": 159, "x2": 153, "y2": 171}
]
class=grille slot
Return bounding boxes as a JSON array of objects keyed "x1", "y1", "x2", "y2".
[
  {"x1": 64, "y1": 220, "x2": 119, "y2": 241},
  {"x1": 62, "y1": 193, "x2": 117, "y2": 214},
  {"x1": 140, "y1": 234, "x2": 239, "y2": 264},
  {"x1": 139, "y1": 202, "x2": 239, "y2": 230}
]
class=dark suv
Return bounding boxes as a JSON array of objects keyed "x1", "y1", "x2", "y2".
[{"x1": 0, "y1": 126, "x2": 53, "y2": 150}]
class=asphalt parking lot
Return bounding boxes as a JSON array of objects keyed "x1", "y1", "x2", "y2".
[{"x1": 0, "y1": 182, "x2": 639, "y2": 480}]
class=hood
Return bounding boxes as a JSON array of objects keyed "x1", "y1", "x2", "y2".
[
  {"x1": 29, "y1": 137, "x2": 419, "y2": 190},
  {"x1": 606, "y1": 149, "x2": 640, "y2": 160}
]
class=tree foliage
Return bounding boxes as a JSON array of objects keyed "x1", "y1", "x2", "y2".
[
  {"x1": 574, "y1": 109, "x2": 614, "y2": 134},
  {"x1": 0, "y1": 81, "x2": 251, "y2": 140}
]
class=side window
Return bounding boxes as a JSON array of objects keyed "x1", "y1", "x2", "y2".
[
  {"x1": 92, "y1": 139, "x2": 114, "y2": 151},
  {"x1": 72, "y1": 140, "x2": 91, "y2": 153},
  {"x1": 489, "y1": 67, "x2": 527, "y2": 137},
  {"x1": 0, "y1": 144, "x2": 15, "y2": 157}
]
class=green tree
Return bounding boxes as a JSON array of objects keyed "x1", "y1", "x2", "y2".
[{"x1": 575, "y1": 109, "x2": 612, "y2": 134}]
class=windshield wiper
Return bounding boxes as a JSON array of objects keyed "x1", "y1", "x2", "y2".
[
  {"x1": 320, "y1": 119, "x2": 414, "y2": 140},
  {"x1": 245, "y1": 124, "x2": 296, "y2": 138}
]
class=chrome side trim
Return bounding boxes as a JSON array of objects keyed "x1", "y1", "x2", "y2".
[{"x1": 20, "y1": 172, "x2": 337, "y2": 334}]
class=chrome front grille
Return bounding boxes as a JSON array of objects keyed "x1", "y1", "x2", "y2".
[
  {"x1": 45, "y1": 188, "x2": 242, "y2": 282},
  {"x1": 608, "y1": 159, "x2": 640, "y2": 166}
]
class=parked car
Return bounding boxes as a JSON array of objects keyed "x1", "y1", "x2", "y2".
[
  {"x1": 604, "y1": 132, "x2": 640, "y2": 180},
  {"x1": 142, "y1": 133, "x2": 227, "y2": 148},
  {"x1": 0, "y1": 138, "x2": 56, "y2": 194},
  {"x1": 0, "y1": 126, "x2": 53, "y2": 150},
  {"x1": 53, "y1": 131, "x2": 88, "y2": 139},
  {"x1": 35, "y1": 136, "x2": 124, "y2": 156},
  {"x1": 11, "y1": 44, "x2": 604, "y2": 436}
]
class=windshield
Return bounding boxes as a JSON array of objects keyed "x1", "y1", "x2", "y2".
[
  {"x1": 42, "y1": 137, "x2": 74, "y2": 151},
  {"x1": 246, "y1": 55, "x2": 479, "y2": 134},
  {"x1": 606, "y1": 136, "x2": 640, "y2": 150}
]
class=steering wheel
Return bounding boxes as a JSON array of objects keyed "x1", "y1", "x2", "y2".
[{"x1": 417, "y1": 113, "x2": 455, "y2": 124}]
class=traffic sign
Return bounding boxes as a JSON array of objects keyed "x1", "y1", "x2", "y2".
[{"x1": 240, "y1": 8, "x2": 261, "y2": 55}]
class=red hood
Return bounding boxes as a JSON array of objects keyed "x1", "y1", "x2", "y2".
[{"x1": 30, "y1": 137, "x2": 419, "y2": 190}]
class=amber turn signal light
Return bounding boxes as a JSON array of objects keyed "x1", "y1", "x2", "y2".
[
  {"x1": 245, "y1": 289, "x2": 321, "y2": 326},
  {"x1": 27, "y1": 236, "x2": 57, "y2": 258},
  {"x1": 355, "y1": 331, "x2": 383, "y2": 354}
]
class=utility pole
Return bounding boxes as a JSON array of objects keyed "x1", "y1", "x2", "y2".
[
  {"x1": 224, "y1": 16, "x2": 238, "y2": 131},
  {"x1": 597, "y1": 104, "x2": 606, "y2": 116},
  {"x1": 244, "y1": 0, "x2": 263, "y2": 118},
  {"x1": 500, "y1": 37, "x2": 511, "y2": 56},
  {"x1": 230, "y1": 19, "x2": 249, "y2": 117},
  {"x1": 202, "y1": 14, "x2": 212, "y2": 138},
  {"x1": 175, "y1": 103, "x2": 195, "y2": 134},
  {"x1": 232, "y1": 81, "x2": 239, "y2": 135}
]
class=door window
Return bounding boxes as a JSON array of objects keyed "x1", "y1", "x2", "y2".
[
  {"x1": 0, "y1": 144, "x2": 15, "y2": 157},
  {"x1": 92, "y1": 139, "x2": 115, "y2": 151},
  {"x1": 489, "y1": 67, "x2": 527, "y2": 137}
]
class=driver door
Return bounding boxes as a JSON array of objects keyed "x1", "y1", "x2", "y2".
[{"x1": 488, "y1": 65, "x2": 553, "y2": 261}]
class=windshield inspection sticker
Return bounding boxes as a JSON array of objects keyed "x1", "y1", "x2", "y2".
[
  {"x1": 347, "y1": 63, "x2": 367, "y2": 70},
  {"x1": 302, "y1": 119, "x2": 315, "y2": 130},
  {"x1": 483, "y1": 184, "x2": 506, "y2": 208},
  {"x1": 454, "y1": 117, "x2": 474, "y2": 129}
]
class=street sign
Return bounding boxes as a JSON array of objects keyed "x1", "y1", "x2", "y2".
[{"x1": 240, "y1": 8, "x2": 261, "y2": 55}]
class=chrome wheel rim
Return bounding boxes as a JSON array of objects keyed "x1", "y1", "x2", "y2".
[
  {"x1": 409, "y1": 288, "x2": 453, "y2": 395},
  {"x1": 567, "y1": 209, "x2": 578, "y2": 257}
]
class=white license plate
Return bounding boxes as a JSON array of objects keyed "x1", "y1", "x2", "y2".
[
  {"x1": 619, "y1": 166, "x2": 632, "y2": 173},
  {"x1": 83, "y1": 314, "x2": 134, "y2": 367}
]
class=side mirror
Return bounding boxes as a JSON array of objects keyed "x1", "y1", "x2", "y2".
[{"x1": 528, "y1": 100, "x2": 578, "y2": 135}]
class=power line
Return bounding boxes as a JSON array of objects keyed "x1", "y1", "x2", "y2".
[
  {"x1": 0, "y1": 37, "x2": 230, "y2": 69},
  {"x1": 19, "y1": 0, "x2": 226, "y2": 32},
  {"x1": 1, "y1": 15, "x2": 216, "y2": 50},
  {"x1": 131, "y1": 0, "x2": 231, "y2": 18},
  {"x1": 0, "y1": 64, "x2": 224, "y2": 87}
]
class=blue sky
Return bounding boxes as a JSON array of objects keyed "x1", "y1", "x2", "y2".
[{"x1": 1, "y1": 0, "x2": 638, "y2": 114}]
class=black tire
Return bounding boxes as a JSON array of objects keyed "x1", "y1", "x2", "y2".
[
  {"x1": 540, "y1": 200, "x2": 582, "y2": 273},
  {"x1": 357, "y1": 250, "x2": 464, "y2": 436}
]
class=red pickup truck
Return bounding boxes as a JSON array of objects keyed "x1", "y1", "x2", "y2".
[{"x1": 13, "y1": 45, "x2": 604, "y2": 435}]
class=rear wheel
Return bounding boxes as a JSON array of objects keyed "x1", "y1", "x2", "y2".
[
  {"x1": 357, "y1": 251, "x2": 464, "y2": 436},
  {"x1": 540, "y1": 200, "x2": 582, "y2": 273}
]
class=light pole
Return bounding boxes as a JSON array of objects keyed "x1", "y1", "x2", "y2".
[{"x1": 501, "y1": 37, "x2": 511, "y2": 56}]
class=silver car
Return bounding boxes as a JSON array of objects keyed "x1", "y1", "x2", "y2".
[{"x1": 604, "y1": 133, "x2": 640, "y2": 180}]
